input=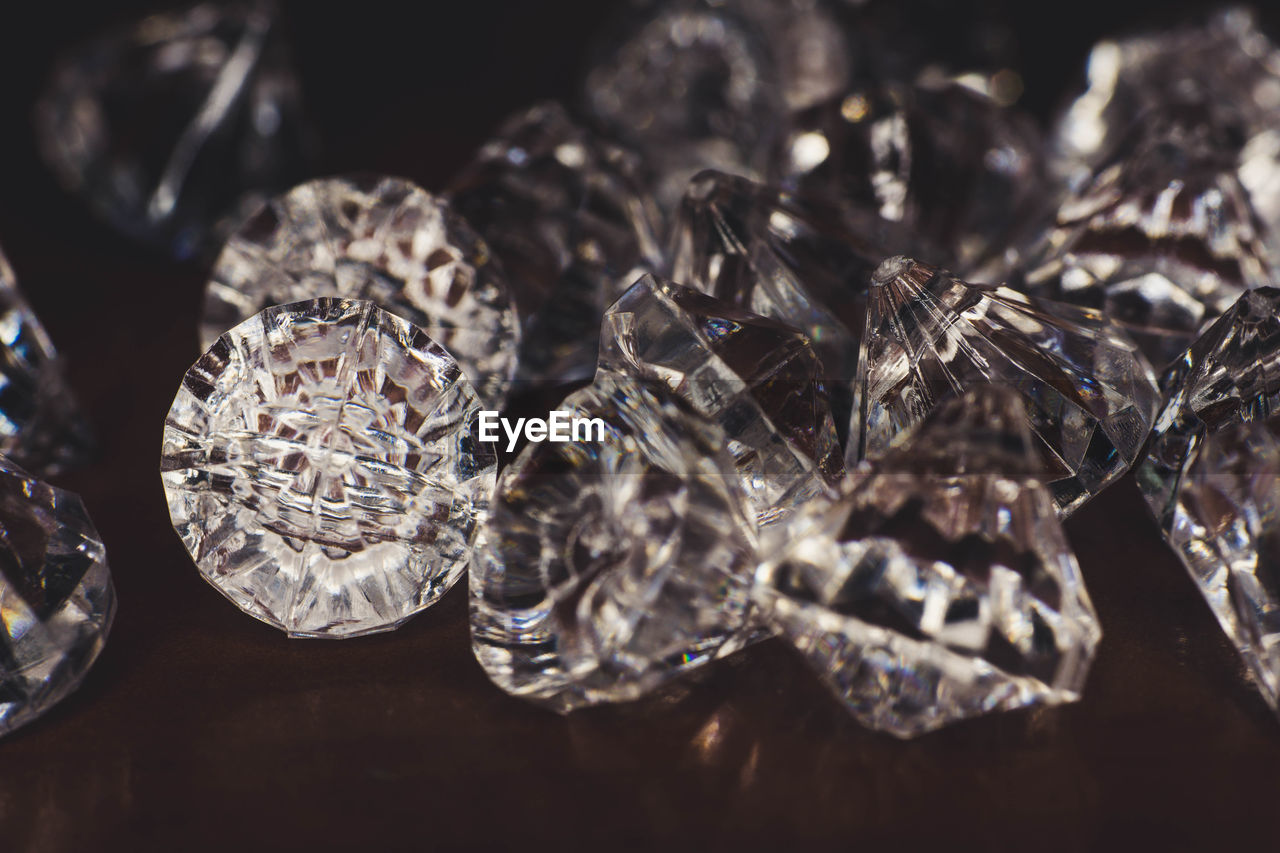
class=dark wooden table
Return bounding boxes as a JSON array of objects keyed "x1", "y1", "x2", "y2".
[{"x1": 2, "y1": 1, "x2": 1277, "y2": 850}]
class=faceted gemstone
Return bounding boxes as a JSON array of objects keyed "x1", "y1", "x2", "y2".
[
  {"x1": 1049, "y1": 8, "x2": 1280, "y2": 194},
  {"x1": 34, "y1": 1, "x2": 309, "y2": 259},
  {"x1": 0, "y1": 458, "x2": 115, "y2": 736},
  {"x1": 0, "y1": 249, "x2": 92, "y2": 475},
  {"x1": 1163, "y1": 417, "x2": 1280, "y2": 712},
  {"x1": 757, "y1": 386, "x2": 1101, "y2": 738},
  {"x1": 162, "y1": 298, "x2": 496, "y2": 639},
  {"x1": 202, "y1": 175, "x2": 519, "y2": 407},
  {"x1": 669, "y1": 170, "x2": 924, "y2": 387},
  {"x1": 855, "y1": 257, "x2": 1160, "y2": 517},
  {"x1": 1137, "y1": 287, "x2": 1280, "y2": 530},
  {"x1": 584, "y1": 0, "x2": 784, "y2": 210},
  {"x1": 773, "y1": 80, "x2": 1047, "y2": 275},
  {"x1": 448, "y1": 102, "x2": 663, "y2": 386},
  {"x1": 1021, "y1": 105, "x2": 1280, "y2": 369},
  {"x1": 598, "y1": 274, "x2": 843, "y2": 526},
  {"x1": 470, "y1": 374, "x2": 758, "y2": 712}
]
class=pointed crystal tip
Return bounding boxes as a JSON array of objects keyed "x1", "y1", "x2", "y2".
[{"x1": 871, "y1": 255, "x2": 913, "y2": 286}]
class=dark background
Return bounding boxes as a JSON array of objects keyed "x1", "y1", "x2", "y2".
[{"x1": 1, "y1": 1, "x2": 1278, "y2": 850}]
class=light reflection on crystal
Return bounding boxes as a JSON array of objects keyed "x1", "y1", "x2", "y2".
[
  {"x1": 599, "y1": 274, "x2": 843, "y2": 526},
  {"x1": 855, "y1": 257, "x2": 1160, "y2": 517},
  {"x1": 470, "y1": 374, "x2": 757, "y2": 712},
  {"x1": 163, "y1": 298, "x2": 496, "y2": 639},
  {"x1": 202, "y1": 175, "x2": 519, "y2": 407},
  {"x1": 0, "y1": 458, "x2": 115, "y2": 736},
  {"x1": 758, "y1": 386, "x2": 1101, "y2": 738}
]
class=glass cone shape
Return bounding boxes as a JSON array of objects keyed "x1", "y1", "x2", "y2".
[
  {"x1": 599, "y1": 274, "x2": 843, "y2": 527},
  {"x1": 757, "y1": 385, "x2": 1101, "y2": 738},
  {"x1": 1138, "y1": 287, "x2": 1280, "y2": 530},
  {"x1": 583, "y1": 0, "x2": 784, "y2": 210},
  {"x1": 1049, "y1": 7, "x2": 1280, "y2": 192},
  {"x1": 773, "y1": 80, "x2": 1047, "y2": 275},
  {"x1": 0, "y1": 457, "x2": 115, "y2": 736},
  {"x1": 0, "y1": 249, "x2": 93, "y2": 475},
  {"x1": 470, "y1": 374, "x2": 758, "y2": 712},
  {"x1": 448, "y1": 102, "x2": 663, "y2": 386},
  {"x1": 162, "y1": 298, "x2": 496, "y2": 639},
  {"x1": 34, "y1": 1, "x2": 309, "y2": 259},
  {"x1": 854, "y1": 257, "x2": 1160, "y2": 517},
  {"x1": 202, "y1": 175, "x2": 519, "y2": 407},
  {"x1": 1022, "y1": 105, "x2": 1280, "y2": 370}
]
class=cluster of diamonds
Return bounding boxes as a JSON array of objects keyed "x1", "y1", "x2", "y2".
[{"x1": 31, "y1": 1, "x2": 1280, "y2": 739}]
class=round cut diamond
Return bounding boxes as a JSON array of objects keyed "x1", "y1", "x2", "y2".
[
  {"x1": 0, "y1": 458, "x2": 115, "y2": 736},
  {"x1": 163, "y1": 298, "x2": 496, "y2": 638},
  {"x1": 202, "y1": 175, "x2": 519, "y2": 407}
]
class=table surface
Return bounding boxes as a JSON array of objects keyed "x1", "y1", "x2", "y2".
[{"x1": 2, "y1": 1, "x2": 1278, "y2": 851}]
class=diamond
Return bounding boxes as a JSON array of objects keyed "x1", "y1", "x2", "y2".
[
  {"x1": 0, "y1": 249, "x2": 92, "y2": 475},
  {"x1": 1049, "y1": 8, "x2": 1280, "y2": 193},
  {"x1": 757, "y1": 385, "x2": 1101, "y2": 738},
  {"x1": 1137, "y1": 287, "x2": 1280, "y2": 530},
  {"x1": 584, "y1": 0, "x2": 784, "y2": 209},
  {"x1": 0, "y1": 458, "x2": 114, "y2": 736},
  {"x1": 599, "y1": 274, "x2": 843, "y2": 526},
  {"x1": 669, "y1": 170, "x2": 920, "y2": 384},
  {"x1": 773, "y1": 80, "x2": 1047, "y2": 274},
  {"x1": 470, "y1": 374, "x2": 758, "y2": 712},
  {"x1": 202, "y1": 175, "x2": 520, "y2": 407},
  {"x1": 855, "y1": 257, "x2": 1160, "y2": 516},
  {"x1": 34, "y1": 1, "x2": 309, "y2": 258},
  {"x1": 162, "y1": 298, "x2": 496, "y2": 639},
  {"x1": 448, "y1": 102, "x2": 663, "y2": 386},
  {"x1": 1022, "y1": 104, "x2": 1280, "y2": 369}
]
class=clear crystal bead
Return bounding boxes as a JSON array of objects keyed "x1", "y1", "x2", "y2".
[
  {"x1": 1137, "y1": 289, "x2": 1280, "y2": 713},
  {"x1": 774, "y1": 80, "x2": 1046, "y2": 274},
  {"x1": 448, "y1": 102, "x2": 663, "y2": 386},
  {"x1": 470, "y1": 374, "x2": 758, "y2": 712},
  {"x1": 599, "y1": 274, "x2": 843, "y2": 526},
  {"x1": 0, "y1": 458, "x2": 114, "y2": 736},
  {"x1": 1049, "y1": 8, "x2": 1280, "y2": 193},
  {"x1": 202, "y1": 175, "x2": 520, "y2": 407},
  {"x1": 0, "y1": 249, "x2": 92, "y2": 475},
  {"x1": 1162, "y1": 418, "x2": 1280, "y2": 712},
  {"x1": 34, "y1": 1, "x2": 308, "y2": 258},
  {"x1": 1022, "y1": 105, "x2": 1280, "y2": 369},
  {"x1": 855, "y1": 257, "x2": 1160, "y2": 516},
  {"x1": 584, "y1": 0, "x2": 784, "y2": 210},
  {"x1": 163, "y1": 298, "x2": 496, "y2": 639},
  {"x1": 757, "y1": 386, "x2": 1101, "y2": 738}
]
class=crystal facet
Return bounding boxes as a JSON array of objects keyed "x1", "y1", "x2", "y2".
[
  {"x1": 774, "y1": 81, "x2": 1046, "y2": 274},
  {"x1": 470, "y1": 374, "x2": 757, "y2": 712},
  {"x1": 1022, "y1": 105, "x2": 1280, "y2": 369},
  {"x1": 855, "y1": 257, "x2": 1160, "y2": 516},
  {"x1": 0, "y1": 249, "x2": 92, "y2": 475},
  {"x1": 202, "y1": 175, "x2": 519, "y2": 407},
  {"x1": 599, "y1": 274, "x2": 843, "y2": 526},
  {"x1": 1138, "y1": 287, "x2": 1280, "y2": 531},
  {"x1": 758, "y1": 386, "x2": 1101, "y2": 738},
  {"x1": 0, "y1": 458, "x2": 114, "y2": 736},
  {"x1": 448, "y1": 102, "x2": 663, "y2": 386},
  {"x1": 669, "y1": 170, "x2": 922, "y2": 387},
  {"x1": 35, "y1": 1, "x2": 308, "y2": 258},
  {"x1": 163, "y1": 298, "x2": 496, "y2": 639}
]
